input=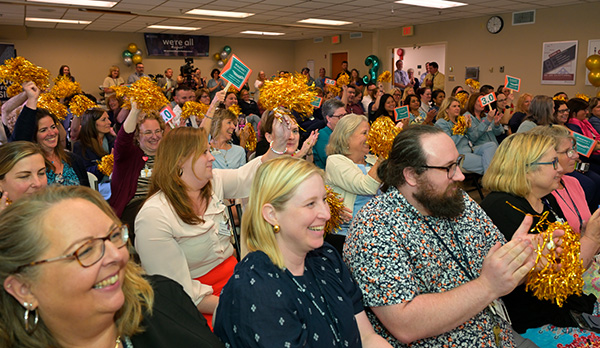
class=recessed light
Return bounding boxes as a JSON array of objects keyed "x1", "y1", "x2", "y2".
[
  {"x1": 186, "y1": 9, "x2": 254, "y2": 18},
  {"x1": 394, "y1": 0, "x2": 467, "y2": 9},
  {"x1": 26, "y1": 17, "x2": 92, "y2": 24},
  {"x1": 148, "y1": 25, "x2": 200, "y2": 31},
  {"x1": 297, "y1": 18, "x2": 352, "y2": 26},
  {"x1": 27, "y1": 0, "x2": 117, "y2": 8},
  {"x1": 240, "y1": 30, "x2": 284, "y2": 36}
]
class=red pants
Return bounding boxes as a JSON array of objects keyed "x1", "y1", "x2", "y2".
[{"x1": 195, "y1": 256, "x2": 237, "y2": 330}]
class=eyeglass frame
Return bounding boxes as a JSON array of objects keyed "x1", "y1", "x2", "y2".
[
  {"x1": 14, "y1": 225, "x2": 129, "y2": 273},
  {"x1": 528, "y1": 157, "x2": 559, "y2": 170},
  {"x1": 556, "y1": 146, "x2": 578, "y2": 159},
  {"x1": 420, "y1": 154, "x2": 465, "y2": 179},
  {"x1": 330, "y1": 112, "x2": 347, "y2": 119},
  {"x1": 556, "y1": 108, "x2": 570, "y2": 114},
  {"x1": 141, "y1": 129, "x2": 164, "y2": 137}
]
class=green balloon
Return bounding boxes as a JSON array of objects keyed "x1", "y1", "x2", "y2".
[
  {"x1": 223, "y1": 45, "x2": 232, "y2": 54},
  {"x1": 122, "y1": 50, "x2": 133, "y2": 58}
]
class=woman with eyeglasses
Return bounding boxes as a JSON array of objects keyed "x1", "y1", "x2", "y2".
[
  {"x1": 135, "y1": 113, "x2": 291, "y2": 329},
  {"x1": 480, "y1": 132, "x2": 600, "y2": 342},
  {"x1": 0, "y1": 186, "x2": 225, "y2": 348},
  {"x1": 435, "y1": 97, "x2": 497, "y2": 174},
  {"x1": 553, "y1": 98, "x2": 569, "y2": 126}
]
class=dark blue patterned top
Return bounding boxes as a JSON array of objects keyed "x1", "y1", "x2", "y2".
[
  {"x1": 46, "y1": 160, "x2": 80, "y2": 186},
  {"x1": 214, "y1": 243, "x2": 364, "y2": 348}
]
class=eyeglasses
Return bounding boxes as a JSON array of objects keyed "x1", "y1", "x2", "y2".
[
  {"x1": 557, "y1": 147, "x2": 578, "y2": 159},
  {"x1": 528, "y1": 157, "x2": 559, "y2": 170},
  {"x1": 330, "y1": 112, "x2": 347, "y2": 119},
  {"x1": 142, "y1": 129, "x2": 163, "y2": 137},
  {"x1": 421, "y1": 155, "x2": 464, "y2": 179},
  {"x1": 14, "y1": 225, "x2": 129, "y2": 273},
  {"x1": 557, "y1": 108, "x2": 570, "y2": 114}
]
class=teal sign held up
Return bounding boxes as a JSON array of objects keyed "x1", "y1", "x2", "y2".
[
  {"x1": 394, "y1": 106, "x2": 409, "y2": 122},
  {"x1": 572, "y1": 132, "x2": 597, "y2": 157},
  {"x1": 504, "y1": 75, "x2": 521, "y2": 92},
  {"x1": 311, "y1": 96, "x2": 323, "y2": 108},
  {"x1": 220, "y1": 54, "x2": 252, "y2": 90}
]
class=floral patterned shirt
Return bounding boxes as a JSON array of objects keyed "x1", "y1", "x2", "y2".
[{"x1": 343, "y1": 187, "x2": 515, "y2": 348}]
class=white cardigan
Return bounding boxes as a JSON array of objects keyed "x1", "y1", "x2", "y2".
[{"x1": 325, "y1": 154, "x2": 380, "y2": 214}]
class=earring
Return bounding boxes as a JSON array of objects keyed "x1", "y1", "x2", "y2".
[
  {"x1": 23, "y1": 302, "x2": 38, "y2": 334},
  {"x1": 273, "y1": 225, "x2": 280, "y2": 233},
  {"x1": 178, "y1": 168, "x2": 183, "y2": 177}
]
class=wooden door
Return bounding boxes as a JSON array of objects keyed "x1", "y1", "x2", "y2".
[{"x1": 331, "y1": 52, "x2": 348, "y2": 79}]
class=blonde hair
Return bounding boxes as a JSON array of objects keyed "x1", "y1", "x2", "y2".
[
  {"x1": 148, "y1": 127, "x2": 211, "y2": 225},
  {"x1": 0, "y1": 142, "x2": 44, "y2": 181},
  {"x1": 243, "y1": 157, "x2": 324, "y2": 269},
  {"x1": 107, "y1": 65, "x2": 120, "y2": 78},
  {"x1": 437, "y1": 97, "x2": 460, "y2": 121},
  {"x1": 516, "y1": 93, "x2": 534, "y2": 113},
  {"x1": 0, "y1": 186, "x2": 153, "y2": 347},
  {"x1": 482, "y1": 133, "x2": 555, "y2": 197},
  {"x1": 210, "y1": 108, "x2": 237, "y2": 141},
  {"x1": 326, "y1": 114, "x2": 368, "y2": 156}
]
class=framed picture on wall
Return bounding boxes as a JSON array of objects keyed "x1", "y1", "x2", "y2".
[
  {"x1": 465, "y1": 67, "x2": 479, "y2": 81},
  {"x1": 541, "y1": 40, "x2": 577, "y2": 85}
]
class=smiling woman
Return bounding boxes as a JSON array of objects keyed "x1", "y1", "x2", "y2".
[
  {"x1": 209, "y1": 109, "x2": 246, "y2": 169},
  {"x1": 0, "y1": 186, "x2": 225, "y2": 348},
  {"x1": 0, "y1": 141, "x2": 47, "y2": 206}
]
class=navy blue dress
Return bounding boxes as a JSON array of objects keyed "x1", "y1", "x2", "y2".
[{"x1": 214, "y1": 243, "x2": 364, "y2": 348}]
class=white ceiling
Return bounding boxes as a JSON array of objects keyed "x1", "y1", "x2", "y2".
[{"x1": 0, "y1": 0, "x2": 596, "y2": 40}]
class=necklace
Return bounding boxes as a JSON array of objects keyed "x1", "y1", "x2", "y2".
[
  {"x1": 554, "y1": 180, "x2": 583, "y2": 229},
  {"x1": 287, "y1": 269, "x2": 342, "y2": 347}
]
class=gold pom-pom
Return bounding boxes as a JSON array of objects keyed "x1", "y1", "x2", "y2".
[
  {"x1": 452, "y1": 116, "x2": 468, "y2": 136},
  {"x1": 337, "y1": 73, "x2": 350, "y2": 87},
  {"x1": 465, "y1": 78, "x2": 480, "y2": 91},
  {"x1": 368, "y1": 116, "x2": 400, "y2": 159},
  {"x1": 244, "y1": 123, "x2": 256, "y2": 152},
  {"x1": 97, "y1": 154, "x2": 114, "y2": 176},
  {"x1": 69, "y1": 94, "x2": 97, "y2": 118},
  {"x1": 455, "y1": 92, "x2": 469, "y2": 109},
  {"x1": 553, "y1": 95, "x2": 568, "y2": 102},
  {"x1": 525, "y1": 212, "x2": 584, "y2": 307},
  {"x1": 575, "y1": 93, "x2": 590, "y2": 102},
  {"x1": 181, "y1": 101, "x2": 208, "y2": 120},
  {"x1": 0, "y1": 57, "x2": 50, "y2": 97},
  {"x1": 324, "y1": 185, "x2": 344, "y2": 235},
  {"x1": 120, "y1": 77, "x2": 169, "y2": 114},
  {"x1": 111, "y1": 85, "x2": 129, "y2": 99},
  {"x1": 227, "y1": 85, "x2": 238, "y2": 94},
  {"x1": 229, "y1": 104, "x2": 242, "y2": 117},
  {"x1": 378, "y1": 71, "x2": 392, "y2": 83},
  {"x1": 51, "y1": 76, "x2": 82, "y2": 99},
  {"x1": 38, "y1": 93, "x2": 68, "y2": 120},
  {"x1": 259, "y1": 73, "x2": 318, "y2": 117}
]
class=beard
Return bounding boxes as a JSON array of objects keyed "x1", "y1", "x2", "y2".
[{"x1": 413, "y1": 178, "x2": 465, "y2": 219}]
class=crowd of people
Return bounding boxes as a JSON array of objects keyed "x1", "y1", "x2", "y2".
[{"x1": 2, "y1": 58, "x2": 600, "y2": 348}]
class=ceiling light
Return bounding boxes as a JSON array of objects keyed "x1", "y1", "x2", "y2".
[
  {"x1": 26, "y1": 17, "x2": 91, "y2": 24},
  {"x1": 297, "y1": 18, "x2": 352, "y2": 26},
  {"x1": 27, "y1": 0, "x2": 117, "y2": 7},
  {"x1": 148, "y1": 25, "x2": 200, "y2": 31},
  {"x1": 240, "y1": 30, "x2": 284, "y2": 36},
  {"x1": 395, "y1": 0, "x2": 467, "y2": 9},
  {"x1": 186, "y1": 9, "x2": 254, "y2": 18}
]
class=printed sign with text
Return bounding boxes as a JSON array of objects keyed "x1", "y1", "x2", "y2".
[
  {"x1": 325, "y1": 78, "x2": 336, "y2": 86},
  {"x1": 160, "y1": 105, "x2": 175, "y2": 124},
  {"x1": 394, "y1": 106, "x2": 410, "y2": 122},
  {"x1": 571, "y1": 131, "x2": 597, "y2": 157},
  {"x1": 479, "y1": 93, "x2": 496, "y2": 108},
  {"x1": 504, "y1": 75, "x2": 521, "y2": 92},
  {"x1": 311, "y1": 96, "x2": 323, "y2": 108},
  {"x1": 220, "y1": 54, "x2": 252, "y2": 91}
]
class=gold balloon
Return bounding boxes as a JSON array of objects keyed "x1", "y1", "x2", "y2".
[
  {"x1": 588, "y1": 70, "x2": 600, "y2": 87},
  {"x1": 132, "y1": 54, "x2": 143, "y2": 64},
  {"x1": 597, "y1": 90, "x2": 600, "y2": 98},
  {"x1": 586, "y1": 54, "x2": 600, "y2": 71},
  {"x1": 128, "y1": 43, "x2": 138, "y2": 54},
  {"x1": 214, "y1": 53, "x2": 221, "y2": 61}
]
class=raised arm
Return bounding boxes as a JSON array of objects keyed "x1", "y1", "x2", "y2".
[
  {"x1": 1, "y1": 91, "x2": 27, "y2": 127},
  {"x1": 199, "y1": 90, "x2": 225, "y2": 130}
]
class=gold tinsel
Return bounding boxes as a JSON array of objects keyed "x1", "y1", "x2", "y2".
[
  {"x1": 244, "y1": 123, "x2": 256, "y2": 152},
  {"x1": 227, "y1": 85, "x2": 238, "y2": 94},
  {"x1": 337, "y1": 73, "x2": 350, "y2": 87},
  {"x1": 229, "y1": 104, "x2": 242, "y2": 117},
  {"x1": 0, "y1": 57, "x2": 50, "y2": 97},
  {"x1": 181, "y1": 101, "x2": 208, "y2": 120},
  {"x1": 259, "y1": 73, "x2": 317, "y2": 117},
  {"x1": 368, "y1": 116, "x2": 400, "y2": 159},
  {"x1": 69, "y1": 94, "x2": 97, "y2": 118},
  {"x1": 120, "y1": 77, "x2": 169, "y2": 114},
  {"x1": 51, "y1": 76, "x2": 82, "y2": 99},
  {"x1": 324, "y1": 185, "x2": 344, "y2": 235},
  {"x1": 37, "y1": 93, "x2": 68, "y2": 121},
  {"x1": 452, "y1": 116, "x2": 468, "y2": 136},
  {"x1": 455, "y1": 92, "x2": 469, "y2": 109},
  {"x1": 97, "y1": 154, "x2": 114, "y2": 176},
  {"x1": 378, "y1": 71, "x2": 392, "y2": 83},
  {"x1": 553, "y1": 95, "x2": 568, "y2": 102},
  {"x1": 465, "y1": 78, "x2": 480, "y2": 91},
  {"x1": 507, "y1": 202, "x2": 585, "y2": 307},
  {"x1": 111, "y1": 85, "x2": 129, "y2": 99},
  {"x1": 575, "y1": 93, "x2": 590, "y2": 102}
]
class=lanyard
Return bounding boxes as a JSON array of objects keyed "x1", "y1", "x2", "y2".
[
  {"x1": 554, "y1": 181, "x2": 583, "y2": 229},
  {"x1": 420, "y1": 218, "x2": 475, "y2": 281}
]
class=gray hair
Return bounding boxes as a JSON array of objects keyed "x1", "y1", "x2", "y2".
[
  {"x1": 326, "y1": 114, "x2": 368, "y2": 156},
  {"x1": 322, "y1": 98, "x2": 345, "y2": 118}
]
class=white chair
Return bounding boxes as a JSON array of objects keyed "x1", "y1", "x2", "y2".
[{"x1": 87, "y1": 172, "x2": 99, "y2": 191}]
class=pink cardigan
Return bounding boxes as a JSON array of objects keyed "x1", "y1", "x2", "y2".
[{"x1": 552, "y1": 175, "x2": 591, "y2": 233}]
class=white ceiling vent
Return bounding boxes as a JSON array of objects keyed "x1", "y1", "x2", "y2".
[{"x1": 512, "y1": 10, "x2": 535, "y2": 25}]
